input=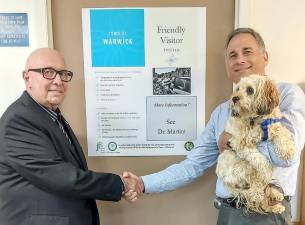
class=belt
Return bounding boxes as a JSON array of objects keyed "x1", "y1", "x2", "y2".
[
  {"x1": 214, "y1": 196, "x2": 291, "y2": 209},
  {"x1": 214, "y1": 197, "x2": 245, "y2": 209}
]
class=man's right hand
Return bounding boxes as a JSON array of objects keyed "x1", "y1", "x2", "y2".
[{"x1": 122, "y1": 171, "x2": 145, "y2": 203}]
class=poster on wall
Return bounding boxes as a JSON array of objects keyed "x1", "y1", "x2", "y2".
[
  {"x1": 0, "y1": 13, "x2": 29, "y2": 47},
  {"x1": 82, "y1": 7, "x2": 206, "y2": 156}
]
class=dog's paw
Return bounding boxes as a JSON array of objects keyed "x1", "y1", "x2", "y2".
[
  {"x1": 281, "y1": 147, "x2": 295, "y2": 160},
  {"x1": 271, "y1": 204, "x2": 285, "y2": 214},
  {"x1": 269, "y1": 193, "x2": 284, "y2": 202},
  {"x1": 265, "y1": 184, "x2": 284, "y2": 206}
]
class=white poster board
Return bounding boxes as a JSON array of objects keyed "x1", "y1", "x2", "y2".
[
  {"x1": 82, "y1": 7, "x2": 206, "y2": 156},
  {"x1": 0, "y1": 0, "x2": 51, "y2": 116}
]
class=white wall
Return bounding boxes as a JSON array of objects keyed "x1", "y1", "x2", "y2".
[
  {"x1": 235, "y1": 0, "x2": 305, "y2": 83},
  {"x1": 235, "y1": 0, "x2": 305, "y2": 221},
  {"x1": 0, "y1": 0, "x2": 51, "y2": 116}
]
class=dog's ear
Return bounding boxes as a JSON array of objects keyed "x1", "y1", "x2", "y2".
[{"x1": 256, "y1": 79, "x2": 279, "y2": 115}]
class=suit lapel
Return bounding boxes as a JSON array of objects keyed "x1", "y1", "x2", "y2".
[
  {"x1": 59, "y1": 127, "x2": 85, "y2": 169},
  {"x1": 62, "y1": 119, "x2": 88, "y2": 170},
  {"x1": 20, "y1": 91, "x2": 87, "y2": 170}
]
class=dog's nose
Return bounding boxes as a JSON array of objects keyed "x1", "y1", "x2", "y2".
[{"x1": 232, "y1": 96, "x2": 240, "y2": 103}]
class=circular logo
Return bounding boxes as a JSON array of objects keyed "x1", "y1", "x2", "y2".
[
  {"x1": 184, "y1": 141, "x2": 194, "y2": 151},
  {"x1": 108, "y1": 142, "x2": 118, "y2": 151}
]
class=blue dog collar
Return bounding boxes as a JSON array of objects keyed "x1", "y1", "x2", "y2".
[{"x1": 261, "y1": 118, "x2": 282, "y2": 141}]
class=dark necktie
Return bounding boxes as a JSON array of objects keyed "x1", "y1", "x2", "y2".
[
  {"x1": 56, "y1": 113, "x2": 83, "y2": 168},
  {"x1": 57, "y1": 113, "x2": 72, "y2": 145}
]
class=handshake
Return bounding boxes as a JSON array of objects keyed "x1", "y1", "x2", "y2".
[{"x1": 120, "y1": 172, "x2": 145, "y2": 203}]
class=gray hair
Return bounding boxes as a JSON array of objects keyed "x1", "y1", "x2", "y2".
[{"x1": 224, "y1": 28, "x2": 266, "y2": 52}]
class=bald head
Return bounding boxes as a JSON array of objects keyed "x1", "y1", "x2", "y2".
[{"x1": 25, "y1": 48, "x2": 67, "y2": 71}]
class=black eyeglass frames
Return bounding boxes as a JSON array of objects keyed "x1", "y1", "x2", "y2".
[{"x1": 27, "y1": 67, "x2": 73, "y2": 82}]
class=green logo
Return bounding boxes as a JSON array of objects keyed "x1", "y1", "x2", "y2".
[
  {"x1": 108, "y1": 142, "x2": 118, "y2": 151},
  {"x1": 184, "y1": 141, "x2": 194, "y2": 151},
  {"x1": 96, "y1": 141, "x2": 103, "y2": 151}
]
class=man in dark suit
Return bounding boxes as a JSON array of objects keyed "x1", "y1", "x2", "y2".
[{"x1": 0, "y1": 48, "x2": 136, "y2": 225}]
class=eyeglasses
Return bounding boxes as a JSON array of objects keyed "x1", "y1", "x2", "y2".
[{"x1": 27, "y1": 67, "x2": 73, "y2": 82}]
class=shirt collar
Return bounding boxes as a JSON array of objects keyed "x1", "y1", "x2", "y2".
[
  {"x1": 39, "y1": 103, "x2": 61, "y2": 122},
  {"x1": 27, "y1": 92, "x2": 61, "y2": 121}
]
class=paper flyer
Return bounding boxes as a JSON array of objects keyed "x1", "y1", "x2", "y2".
[{"x1": 82, "y1": 7, "x2": 206, "y2": 156}]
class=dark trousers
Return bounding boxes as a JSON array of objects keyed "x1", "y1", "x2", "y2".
[{"x1": 216, "y1": 199, "x2": 292, "y2": 225}]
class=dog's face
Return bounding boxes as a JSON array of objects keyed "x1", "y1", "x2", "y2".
[{"x1": 230, "y1": 74, "x2": 279, "y2": 118}]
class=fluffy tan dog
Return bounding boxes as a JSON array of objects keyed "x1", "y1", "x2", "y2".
[{"x1": 216, "y1": 74, "x2": 295, "y2": 214}]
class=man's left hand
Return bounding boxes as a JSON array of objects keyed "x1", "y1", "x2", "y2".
[{"x1": 218, "y1": 131, "x2": 232, "y2": 153}]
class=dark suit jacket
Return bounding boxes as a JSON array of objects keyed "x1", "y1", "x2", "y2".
[{"x1": 0, "y1": 91, "x2": 123, "y2": 225}]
